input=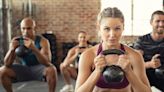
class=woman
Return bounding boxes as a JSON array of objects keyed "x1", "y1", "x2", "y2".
[
  {"x1": 60, "y1": 31, "x2": 91, "y2": 92},
  {"x1": 75, "y1": 7, "x2": 151, "y2": 92}
]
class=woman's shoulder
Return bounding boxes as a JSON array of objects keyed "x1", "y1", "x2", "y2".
[
  {"x1": 82, "y1": 44, "x2": 99, "y2": 56},
  {"x1": 123, "y1": 44, "x2": 141, "y2": 57},
  {"x1": 123, "y1": 44, "x2": 145, "y2": 67},
  {"x1": 68, "y1": 45, "x2": 79, "y2": 52},
  {"x1": 80, "y1": 45, "x2": 99, "y2": 66}
]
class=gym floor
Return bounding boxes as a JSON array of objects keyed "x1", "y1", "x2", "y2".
[
  {"x1": 0, "y1": 73, "x2": 76, "y2": 92},
  {"x1": 0, "y1": 73, "x2": 162, "y2": 92}
]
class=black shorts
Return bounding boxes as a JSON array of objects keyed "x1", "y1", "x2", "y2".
[{"x1": 11, "y1": 64, "x2": 45, "y2": 83}]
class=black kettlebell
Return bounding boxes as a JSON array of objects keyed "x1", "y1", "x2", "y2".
[
  {"x1": 102, "y1": 49, "x2": 125, "y2": 84},
  {"x1": 79, "y1": 46, "x2": 86, "y2": 49},
  {"x1": 15, "y1": 37, "x2": 30, "y2": 57},
  {"x1": 155, "y1": 67, "x2": 164, "y2": 79},
  {"x1": 76, "y1": 46, "x2": 86, "y2": 62},
  {"x1": 153, "y1": 56, "x2": 164, "y2": 79}
]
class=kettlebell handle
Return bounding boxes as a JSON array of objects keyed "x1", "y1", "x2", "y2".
[
  {"x1": 15, "y1": 37, "x2": 25, "y2": 45},
  {"x1": 102, "y1": 49, "x2": 125, "y2": 56}
]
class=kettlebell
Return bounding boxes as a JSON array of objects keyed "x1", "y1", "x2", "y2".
[
  {"x1": 79, "y1": 46, "x2": 86, "y2": 49},
  {"x1": 15, "y1": 37, "x2": 30, "y2": 57},
  {"x1": 155, "y1": 66, "x2": 164, "y2": 79},
  {"x1": 153, "y1": 56, "x2": 164, "y2": 79},
  {"x1": 76, "y1": 46, "x2": 86, "y2": 62},
  {"x1": 102, "y1": 49, "x2": 125, "y2": 84}
]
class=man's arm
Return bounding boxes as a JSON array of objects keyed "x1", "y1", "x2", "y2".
[
  {"x1": 4, "y1": 37, "x2": 19, "y2": 67},
  {"x1": 4, "y1": 49, "x2": 16, "y2": 67},
  {"x1": 29, "y1": 37, "x2": 52, "y2": 67},
  {"x1": 134, "y1": 37, "x2": 161, "y2": 69},
  {"x1": 133, "y1": 37, "x2": 152, "y2": 69}
]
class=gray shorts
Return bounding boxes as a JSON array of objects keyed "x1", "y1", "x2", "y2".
[{"x1": 11, "y1": 64, "x2": 45, "y2": 83}]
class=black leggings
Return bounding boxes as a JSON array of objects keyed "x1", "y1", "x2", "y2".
[{"x1": 147, "y1": 70, "x2": 164, "y2": 91}]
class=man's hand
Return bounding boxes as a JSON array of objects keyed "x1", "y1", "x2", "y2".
[
  {"x1": 9, "y1": 37, "x2": 20, "y2": 51},
  {"x1": 149, "y1": 54, "x2": 161, "y2": 69},
  {"x1": 23, "y1": 37, "x2": 35, "y2": 49}
]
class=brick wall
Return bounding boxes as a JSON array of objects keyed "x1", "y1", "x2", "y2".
[{"x1": 12, "y1": 0, "x2": 100, "y2": 64}]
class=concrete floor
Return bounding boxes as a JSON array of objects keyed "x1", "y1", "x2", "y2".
[
  {"x1": 0, "y1": 73, "x2": 76, "y2": 92},
  {"x1": 0, "y1": 73, "x2": 162, "y2": 92}
]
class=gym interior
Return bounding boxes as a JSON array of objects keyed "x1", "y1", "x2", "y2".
[{"x1": 0, "y1": 0, "x2": 163, "y2": 92}]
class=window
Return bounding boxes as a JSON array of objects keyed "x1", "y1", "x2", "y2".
[{"x1": 101, "y1": 0, "x2": 163, "y2": 36}]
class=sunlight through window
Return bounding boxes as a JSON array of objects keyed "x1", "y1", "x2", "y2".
[{"x1": 101, "y1": 0, "x2": 163, "y2": 36}]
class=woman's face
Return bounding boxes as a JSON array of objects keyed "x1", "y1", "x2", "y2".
[
  {"x1": 78, "y1": 33, "x2": 88, "y2": 44},
  {"x1": 99, "y1": 17, "x2": 124, "y2": 48}
]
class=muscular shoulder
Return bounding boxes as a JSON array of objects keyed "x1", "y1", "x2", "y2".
[
  {"x1": 39, "y1": 35, "x2": 48, "y2": 42},
  {"x1": 38, "y1": 35, "x2": 50, "y2": 47}
]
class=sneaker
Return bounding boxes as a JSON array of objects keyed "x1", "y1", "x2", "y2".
[{"x1": 60, "y1": 84, "x2": 74, "y2": 92}]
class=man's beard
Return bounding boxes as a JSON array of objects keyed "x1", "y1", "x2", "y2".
[{"x1": 156, "y1": 30, "x2": 164, "y2": 35}]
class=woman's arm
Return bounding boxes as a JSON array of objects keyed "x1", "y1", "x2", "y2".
[
  {"x1": 62, "y1": 47, "x2": 79, "y2": 67},
  {"x1": 127, "y1": 49, "x2": 151, "y2": 92},
  {"x1": 75, "y1": 48, "x2": 106, "y2": 92},
  {"x1": 75, "y1": 50, "x2": 99, "y2": 92}
]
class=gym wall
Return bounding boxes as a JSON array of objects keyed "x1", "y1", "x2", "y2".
[
  {"x1": 11, "y1": 0, "x2": 100, "y2": 64},
  {"x1": 10, "y1": 0, "x2": 139, "y2": 67}
]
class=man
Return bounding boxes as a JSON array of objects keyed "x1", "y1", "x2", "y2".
[
  {"x1": 60, "y1": 31, "x2": 91, "y2": 92},
  {"x1": 133, "y1": 10, "x2": 164, "y2": 91},
  {"x1": 0, "y1": 17, "x2": 57, "y2": 92}
]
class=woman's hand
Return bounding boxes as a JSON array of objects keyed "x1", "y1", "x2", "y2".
[
  {"x1": 117, "y1": 55, "x2": 132, "y2": 73},
  {"x1": 94, "y1": 54, "x2": 107, "y2": 72}
]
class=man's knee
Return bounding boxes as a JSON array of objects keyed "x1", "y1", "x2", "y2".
[
  {"x1": 44, "y1": 66, "x2": 57, "y2": 82},
  {"x1": 45, "y1": 66, "x2": 57, "y2": 76},
  {"x1": 0, "y1": 66, "x2": 15, "y2": 80}
]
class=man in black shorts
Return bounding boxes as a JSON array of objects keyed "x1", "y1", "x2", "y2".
[
  {"x1": 0, "y1": 17, "x2": 57, "y2": 92},
  {"x1": 133, "y1": 10, "x2": 164, "y2": 91}
]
